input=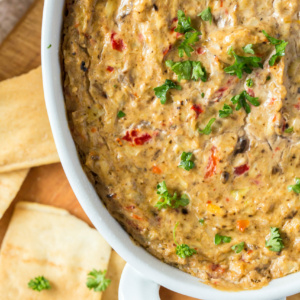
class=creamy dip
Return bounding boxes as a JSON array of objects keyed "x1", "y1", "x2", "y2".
[{"x1": 62, "y1": 0, "x2": 300, "y2": 290}]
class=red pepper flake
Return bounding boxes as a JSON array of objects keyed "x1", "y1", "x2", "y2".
[
  {"x1": 122, "y1": 131, "x2": 132, "y2": 142},
  {"x1": 106, "y1": 66, "x2": 114, "y2": 72},
  {"x1": 163, "y1": 44, "x2": 172, "y2": 56},
  {"x1": 111, "y1": 32, "x2": 125, "y2": 52},
  {"x1": 220, "y1": 0, "x2": 224, "y2": 7},
  {"x1": 294, "y1": 103, "x2": 300, "y2": 110},
  {"x1": 207, "y1": 200, "x2": 212, "y2": 204},
  {"x1": 170, "y1": 26, "x2": 176, "y2": 33},
  {"x1": 234, "y1": 164, "x2": 249, "y2": 176},
  {"x1": 132, "y1": 214, "x2": 143, "y2": 220},
  {"x1": 125, "y1": 205, "x2": 135, "y2": 211},
  {"x1": 247, "y1": 88, "x2": 255, "y2": 97},
  {"x1": 205, "y1": 146, "x2": 218, "y2": 178},
  {"x1": 90, "y1": 127, "x2": 97, "y2": 133},
  {"x1": 191, "y1": 104, "x2": 203, "y2": 119},
  {"x1": 134, "y1": 133, "x2": 152, "y2": 145},
  {"x1": 197, "y1": 47, "x2": 205, "y2": 55},
  {"x1": 172, "y1": 17, "x2": 178, "y2": 23}
]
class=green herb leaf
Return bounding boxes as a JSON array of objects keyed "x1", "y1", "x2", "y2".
[
  {"x1": 175, "y1": 10, "x2": 195, "y2": 33},
  {"x1": 243, "y1": 44, "x2": 255, "y2": 54},
  {"x1": 214, "y1": 234, "x2": 232, "y2": 245},
  {"x1": 246, "y1": 78, "x2": 254, "y2": 87},
  {"x1": 219, "y1": 104, "x2": 233, "y2": 118},
  {"x1": 173, "y1": 222, "x2": 197, "y2": 258},
  {"x1": 198, "y1": 118, "x2": 216, "y2": 135},
  {"x1": 201, "y1": 92, "x2": 205, "y2": 98},
  {"x1": 288, "y1": 178, "x2": 300, "y2": 194},
  {"x1": 154, "y1": 79, "x2": 182, "y2": 104},
  {"x1": 198, "y1": 7, "x2": 213, "y2": 24},
  {"x1": 86, "y1": 269, "x2": 111, "y2": 292},
  {"x1": 231, "y1": 242, "x2": 245, "y2": 253},
  {"x1": 117, "y1": 110, "x2": 126, "y2": 118},
  {"x1": 266, "y1": 75, "x2": 271, "y2": 81},
  {"x1": 262, "y1": 30, "x2": 288, "y2": 66},
  {"x1": 230, "y1": 90, "x2": 260, "y2": 114},
  {"x1": 166, "y1": 60, "x2": 207, "y2": 82},
  {"x1": 178, "y1": 31, "x2": 201, "y2": 57},
  {"x1": 199, "y1": 218, "x2": 205, "y2": 225},
  {"x1": 191, "y1": 61, "x2": 207, "y2": 82},
  {"x1": 47, "y1": 44, "x2": 52, "y2": 49},
  {"x1": 284, "y1": 127, "x2": 294, "y2": 133},
  {"x1": 155, "y1": 181, "x2": 190, "y2": 210},
  {"x1": 224, "y1": 47, "x2": 262, "y2": 79},
  {"x1": 28, "y1": 276, "x2": 51, "y2": 292},
  {"x1": 265, "y1": 227, "x2": 284, "y2": 252},
  {"x1": 178, "y1": 152, "x2": 195, "y2": 171}
]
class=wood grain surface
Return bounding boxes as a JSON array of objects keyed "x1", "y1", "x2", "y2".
[{"x1": 0, "y1": 1, "x2": 299, "y2": 299}]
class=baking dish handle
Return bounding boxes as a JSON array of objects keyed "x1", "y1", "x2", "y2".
[{"x1": 119, "y1": 263, "x2": 160, "y2": 300}]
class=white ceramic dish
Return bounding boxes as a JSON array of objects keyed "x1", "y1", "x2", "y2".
[{"x1": 41, "y1": 1, "x2": 298, "y2": 299}]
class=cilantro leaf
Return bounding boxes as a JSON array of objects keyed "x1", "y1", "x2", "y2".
[
  {"x1": 246, "y1": 78, "x2": 254, "y2": 87},
  {"x1": 243, "y1": 44, "x2": 255, "y2": 54},
  {"x1": 178, "y1": 31, "x2": 201, "y2": 57},
  {"x1": 214, "y1": 234, "x2": 232, "y2": 245},
  {"x1": 117, "y1": 110, "x2": 126, "y2": 118},
  {"x1": 284, "y1": 127, "x2": 294, "y2": 133},
  {"x1": 178, "y1": 152, "x2": 195, "y2": 171},
  {"x1": 86, "y1": 269, "x2": 111, "y2": 292},
  {"x1": 155, "y1": 181, "x2": 190, "y2": 210},
  {"x1": 175, "y1": 10, "x2": 195, "y2": 33},
  {"x1": 231, "y1": 90, "x2": 260, "y2": 114},
  {"x1": 288, "y1": 178, "x2": 300, "y2": 194},
  {"x1": 224, "y1": 47, "x2": 262, "y2": 79},
  {"x1": 265, "y1": 227, "x2": 284, "y2": 252},
  {"x1": 219, "y1": 104, "x2": 233, "y2": 118},
  {"x1": 262, "y1": 30, "x2": 288, "y2": 66},
  {"x1": 166, "y1": 60, "x2": 207, "y2": 82},
  {"x1": 198, "y1": 7, "x2": 213, "y2": 24},
  {"x1": 231, "y1": 242, "x2": 245, "y2": 253},
  {"x1": 198, "y1": 118, "x2": 216, "y2": 135},
  {"x1": 154, "y1": 79, "x2": 182, "y2": 104},
  {"x1": 192, "y1": 61, "x2": 207, "y2": 82},
  {"x1": 199, "y1": 218, "x2": 205, "y2": 225},
  {"x1": 28, "y1": 276, "x2": 51, "y2": 292},
  {"x1": 173, "y1": 222, "x2": 197, "y2": 258}
]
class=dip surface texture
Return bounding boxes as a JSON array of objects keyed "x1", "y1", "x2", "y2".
[{"x1": 62, "y1": 0, "x2": 300, "y2": 290}]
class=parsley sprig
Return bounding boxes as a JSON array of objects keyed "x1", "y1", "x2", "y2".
[
  {"x1": 198, "y1": 118, "x2": 216, "y2": 135},
  {"x1": 155, "y1": 181, "x2": 189, "y2": 210},
  {"x1": 214, "y1": 234, "x2": 232, "y2": 245},
  {"x1": 86, "y1": 269, "x2": 111, "y2": 292},
  {"x1": 28, "y1": 276, "x2": 51, "y2": 292},
  {"x1": 117, "y1": 110, "x2": 126, "y2": 118},
  {"x1": 231, "y1": 242, "x2": 245, "y2": 253},
  {"x1": 178, "y1": 152, "x2": 195, "y2": 171},
  {"x1": 166, "y1": 60, "x2": 207, "y2": 82},
  {"x1": 198, "y1": 7, "x2": 213, "y2": 24},
  {"x1": 231, "y1": 90, "x2": 260, "y2": 114},
  {"x1": 154, "y1": 79, "x2": 182, "y2": 104},
  {"x1": 265, "y1": 227, "x2": 284, "y2": 252},
  {"x1": 173, "y1": 222, "x2": 197, "y2": 258},
  {"x1": 262, "y1": 30, "x2": 288, "y2": 66},
  {"x1": 224, "y1": 47, "x2": 262, "y2": 79},
  {"x1": 288, "y1": 178, "x2": 300, "y2": 194},
  {"x1": 178, "y1": 31, "x2": 201, "y2": 57},
  {"x1": 219, "y1": 104, "x2": 233, "y2": 118},
  {"x1": 175, "y1": 10, "x2": 196, "y2": 34},
  {"x1": 243, "y1": 44, "x2": 255, "y2": 55}
]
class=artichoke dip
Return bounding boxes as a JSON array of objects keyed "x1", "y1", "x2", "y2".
[{"x1": 62, "y1": 0, "x2": 300, "y2": 290}]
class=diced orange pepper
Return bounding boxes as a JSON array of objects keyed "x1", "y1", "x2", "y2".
[
  {"x1": 237, "y1": 220, "x2": 250, "y2": 232},
  {"x1": 207, "y1": 203, "x2": 221, "y2": 214},
  {"x1": 152, "y1": 166, "x2": 162, "y2": 174},
  {"x1": 205, "y1": 146, "x2": 219, "y2": 178}
]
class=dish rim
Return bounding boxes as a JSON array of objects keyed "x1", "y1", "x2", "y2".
[{"x1": 41, "y1": 0, "x2": 300, "y2": 298}]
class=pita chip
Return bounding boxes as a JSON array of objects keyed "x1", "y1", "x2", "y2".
[
  {"x1": 0, "y1": 168, "x2": 28, "y2": 219},
  {"x1": 0, "y1": 201, "x2": 111, "y2": 299},
  {"x1": 0, "y1": 67, "x2": 59, "y2": 173},
  {"x1": 102, "y1": 251, "x2": 126, "y2": 300}
]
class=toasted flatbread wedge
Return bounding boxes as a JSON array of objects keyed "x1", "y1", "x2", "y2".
[
  {"x1": 0, "y1": 201, "x2": 111, "y2": 299},
  {"x1": 0, "y1": 67, "x2": 59, "y2": 173},
  {"x1": 103, "y1": 250, "x2": 126, "y2": 300},
  {"x1": 0, "y1": 169, "x2": 28, "y2": 219}
]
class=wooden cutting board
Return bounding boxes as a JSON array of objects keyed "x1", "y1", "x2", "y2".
[{"x1": 0, "y1": 1, "x2": 298, "y2": 300}]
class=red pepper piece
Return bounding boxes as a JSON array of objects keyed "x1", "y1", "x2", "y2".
[
  {"x1": 191, "y1": 104, "x2": 203, "y2": 119},
  {"x1": 205, "y1": 146, "x2": 218, "y2": 178},
  {"x1": 234, "y1": 164, "x2": 249, "y2": 176},
  {"x1": 111, "y1": 32, "x2": 125, "y2": 52},
  {"x1": 134, "y1": 133, "x2": 152, "y2": 145}
]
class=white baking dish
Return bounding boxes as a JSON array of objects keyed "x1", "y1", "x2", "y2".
[{"x1": 41, "y1": 0, "x2": 298, "y2": 299}]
